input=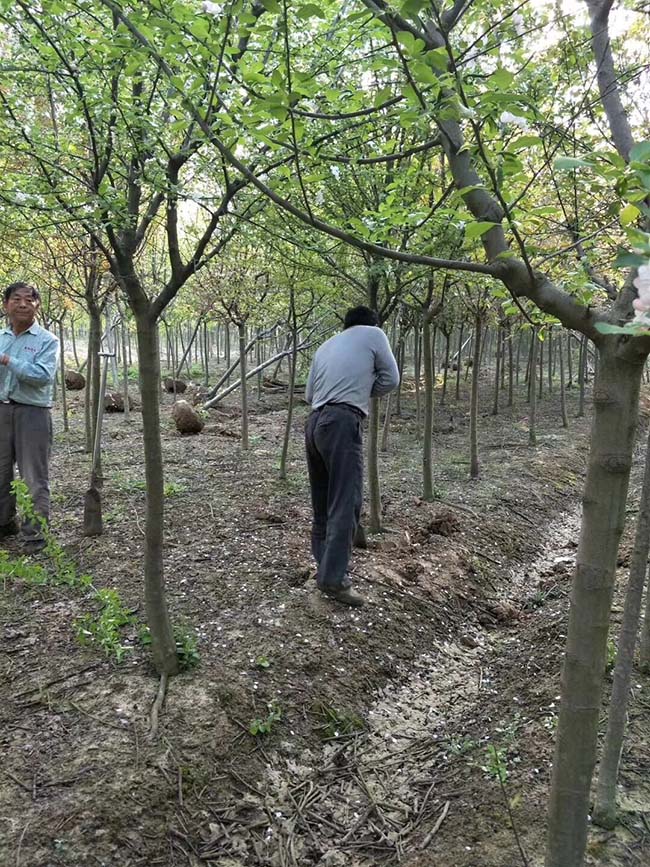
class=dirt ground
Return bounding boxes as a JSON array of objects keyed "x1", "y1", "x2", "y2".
[{"x1": 1, "y1": 370, "x2": 649, "y2": 867}]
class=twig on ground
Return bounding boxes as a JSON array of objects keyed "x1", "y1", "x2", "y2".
[
  {"x1": 420, "y1": 800, "x2": 450, "y2": 849},
  {"x1": 2, "y1": 769, "x2": 31, "y2": 793},
  {"x1": 16, "y1": 818, "x2": 32, "y2": 867}
]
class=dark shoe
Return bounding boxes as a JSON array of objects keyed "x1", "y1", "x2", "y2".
[
  {"x1": 22, "y1": 538, "x2": 46, "y2": 555},
  {"x1": 0, "y1": 521, "x2": 18, "y2": 539},
  {"x1": 321, "y1": 586, "x2": 365, "y2": 608}
]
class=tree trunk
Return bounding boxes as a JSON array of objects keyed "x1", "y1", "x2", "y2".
[
  {"x1": 135, "y1": 313, "x2": 179, "y2": 676},
  {"x1": 85, "y1": 304, "x2": 102, "y2": 455},
  {"x1": 380, "y1": 392, "x2": 392, "y2": 452},
  {"x1": 58, "y1": 320, "x2": 69, "y2": 433},
  {"x1": 414, "y1": 322, "x2": 422, "y2": 436},
  {"x1": 121, "y1": 316, "x2": 130, "y2": 424},
  {"x1": 593, "y1": 420, "x2": 650, "y2": 829},
  {"x1": 279, "y1": 330, "x2": 298, "y2": 480},
  {"x1": 203, "y1": 321, "x2": 210, "y2": 386},
  {"x1": 422, "y1": 312, "x2": 435, "y2": 500},
  {"x1": 529, "y1": 329, "x2": 538, "y2": 446},
  {"x1": 441, "y1": 331, "x2": 451, "y2": 405},
  {"x1": 469, "y1": 314, "x2": 481, "y2": 479},
  {"x1": 577, "y1": 334, "x2": 586, "y2": 417},
  {"x1": 492, "y1": 326, "x2": 501, "y2": 416},
  {"x1": 507, "y1": 323, "x2": 514, "y2": 407},
  {"x1": 547, "y1": 327, "x2": 553, "y2": 393},
  {"x1": 238, "y1": 322, "x2": 249, "y2": 450},
  {"x1": 455, "y1": 321, "x2": 463, "y2": 401},
  {"x1": 70, "y1": 317, "x2": 80, "y2": 370},
  {"x1": 558, "y1": 331, "x2": 569, "y2": 429},
  {"x1": 545, "y1": 343, "x2": 644, "y2": 867},
  {"x1": 367, "y1": 396, "x2": 382, "y2": 532}
]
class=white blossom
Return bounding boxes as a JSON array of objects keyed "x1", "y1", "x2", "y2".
[
  {"x1": 513, "y1": 13, "x2": 525, "y2": 37},
  {"x1": 202, "y1": 1, "x2": 221, "y2": 16}
]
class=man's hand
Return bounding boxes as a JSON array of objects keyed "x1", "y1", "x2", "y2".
[{"x1": 0, "y1": 354, "x2": 9, "y2": 366}]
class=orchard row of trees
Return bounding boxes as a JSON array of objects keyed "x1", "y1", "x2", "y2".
[{"x1": 0, "y1": 2, "x2": 649, "y2": 865}]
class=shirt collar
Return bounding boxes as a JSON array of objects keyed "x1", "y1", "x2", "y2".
[{"x1": 1, "y1": 321, "x2": 40, "y2": 336}]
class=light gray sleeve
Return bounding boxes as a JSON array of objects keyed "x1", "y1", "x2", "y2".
[{"x1": 371, "y1": 330, "x2": 400, "y2": 397}]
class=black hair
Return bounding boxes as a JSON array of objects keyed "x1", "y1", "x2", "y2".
[
  {"x1": 4, "y1": 282, "x2": 40, "y2": 304},
  {"x1": 343, "y1": 305, "x2": 379, "y2": 329}
]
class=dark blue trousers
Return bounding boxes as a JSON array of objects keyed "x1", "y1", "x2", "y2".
[{"x1": 305, "y1": 404, "x2": 363, "y2": 590}]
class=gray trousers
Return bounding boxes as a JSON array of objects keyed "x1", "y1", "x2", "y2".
[
  {"x1": 0, "y1": 403, "x2": 52, "y2": 540},
  {"x1": 305, "y1": 403, "x2": 363, "y2": 590}
]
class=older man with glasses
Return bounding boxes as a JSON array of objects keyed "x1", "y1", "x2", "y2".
[{"x1": 0, "y1": 282, "x2": 59, "y2": 553}]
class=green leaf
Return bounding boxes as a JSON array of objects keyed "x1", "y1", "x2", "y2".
[
  {"x1": 614, "y1": 249, "x2": 648, "y2": 269},
  {"x1": 554, "y1": 156, "x2": 593, "y2": 171},
  {"x1": 620, "y1": 203, "x2": 641, "y2": 226},
  {"x1": 595, "y1": 322, "x2": 649, "y2": 336},
  {"x1": 425, "y1": 48, "x2": 449, "y2": 71},
  {"x1": 465, "y1": 221, "x2": 497, "y2": 239},
  {"x1": 630, "y1": 141, "x2": 650, "y2": 163},
  {"x1": 510, "y1": 135, "x2": 542, "y2": 150},
  {"x1": 489, "y1": 68, "x2": 514, "y2": 89},
  {"x1": 297, "y1": 3, "x2": 327, "y2": 19}
]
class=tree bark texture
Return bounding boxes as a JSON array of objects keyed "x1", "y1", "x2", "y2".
[
  {"x1": 469, "y1": 315, "x2": 481, "y2": 479},
  {"x1": 135, "y1": 315, "x2": 179, "y2": 676},
  {"x1": 593, "y1": 420, "x2": 650, "y2": 829},
  {"x1": 545, "y1": 343, "x2": 644, "y2": 867},
  {"x1": 367, "y1": 397, "x2": 382, "y2": 533}
]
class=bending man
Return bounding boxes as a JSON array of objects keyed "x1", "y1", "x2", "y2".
[
  {"x1": 305, "y1": 306, "x2": 399, "y2": 607},
  {"x1": 0, "y1": 282, "x2": 59, "y2": 553}
]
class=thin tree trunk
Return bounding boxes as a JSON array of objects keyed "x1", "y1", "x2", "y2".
[
  {"x1": 548, "y1": 327, "x2": 553, "y2": 393},
  {"x1": 422, "y1": 312, "x2": 435, "y2": 500},
  {"x1": 515, "y1": 329, "x2": 522, "y2": 386},
  {"x1": 441, "y1": 331, "x2": 451, "y2": 405},
  {"x1": 455, "y1": 322, "x2": 463, "y2": 402},
  {"x1": 380, "y1": 392, "x2": 392, "y2": 452},
  {"x1": 367, "y1": 396, "x2": 382, "y2": 532},
  {"x1": 238, "y1": 322, "x2": 249, "y2": 450},
  {"x1": 593, "y1": 422, "x2": 650, "y2": 828},
  {"x1": 577, "y1": 334, "x2": 587, "y2": 417},
  {"x1": 567, "y1": 331, "x2": 574, "y2": 386},
  {"x1": 507, "y1": 324, "x2": 514, "y2": 407},
  {"x1": 70, "y1": 317, "x2": 80, "y2": 370},
  {"x1": 203, "y1": 321, "x2": 210, "y2": 386},
  {"x1": 559, "y1": 331, "x2": 569, "y2": 429},
  {"x1": 545, "y1": 344, "x2": 645, "y2": 867},
  {"x1": 135, "y1": 313, "x2": 179, "y2": 676},
  {"x1": 469, "y1": 314, "x2": 481, "y2": 479},
  {"x1": 279, "y1": 328, "x2": 298, "y2": 480},
  {"x1": 492, "y1": 326, "x2": 501, "y2": 416},
  {"x1": 174, "y1": 316, "x2": 202, "y2": 380},
  {"x1": 414, "y1": 322, "x2": 422, "y2": 436},
  {"x1": 538, "y1": 332, "x2": 544, "y2": 400},
  {"x1": 529, "y1": 328, "x2": 538, "y2": 446},
  {"x1": 58, "y1": 319, "x2": 69, "y2": 433},
  {"x1": 121, "y1": 316, "x2": 130, "y2": 423}
]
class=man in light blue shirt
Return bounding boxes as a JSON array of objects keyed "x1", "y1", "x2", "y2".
[{"x1": 0, "y1": 282, "x2": 59, "y2": 552}]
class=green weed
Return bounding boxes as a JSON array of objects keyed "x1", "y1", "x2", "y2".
[
  {"x1": 12, "y1": 480, "x2": 91, "y2": 588},
  {"x1": 139, "y1": 624, "x2": 201, "y2": 671},
  {"x1": 313, "y1": 702, "x2": 365, "y2": 739},
  {"x1": 249, "y1": 702, "x2": 282, "y2": 736},
  {"x1": 74, "y1": 588, "x2": 135, "y2": 663}
]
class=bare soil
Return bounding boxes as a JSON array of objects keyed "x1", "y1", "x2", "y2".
[{"x1": 1, "y1": 373, "x2": 649, "y2": 867}]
